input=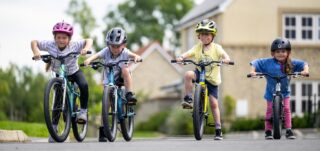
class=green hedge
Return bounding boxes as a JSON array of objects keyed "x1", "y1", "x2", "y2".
[{"x1": 0, "y1": 121, "x2": 48, "y2": 137}]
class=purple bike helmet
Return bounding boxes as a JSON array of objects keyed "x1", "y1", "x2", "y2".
[{"x1": 52, "y1": 21, "x2": 74, "y2": 37}]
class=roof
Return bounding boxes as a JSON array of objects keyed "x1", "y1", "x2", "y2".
[
  {"x1": 130, "y1": 41, "x2": 183, "y2": 73},
  {"x1": 175, "y1": 0, "x2": 232, "y2": 30}
]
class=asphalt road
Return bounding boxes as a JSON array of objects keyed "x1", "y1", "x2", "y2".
[{"x1": 1, "y1": 130, "x2": 320, "y2": 151}]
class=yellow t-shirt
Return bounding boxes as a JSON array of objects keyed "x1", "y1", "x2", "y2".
[{"x1": 186, "y1": 42, "x2": 225, "y2": 85}]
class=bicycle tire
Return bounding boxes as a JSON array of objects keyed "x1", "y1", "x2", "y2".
[
  {"x1": 273, "y1": 95, "x2": 282, "y2": 139},
  {"x1": 102, "y1": 86, "x2": 117, "y2": 142},
  {"x1": 193, "y1": 84, "x2": 205, "y2": 140},
  {"x1": 71, "y1": 85, "x2": 88, "y2": 142},
  {"x1": 44, "y1": 78, "x2": 71, "y2": 142},
  {"x1": 120, "y1": 103, "x2": 134, "y2": 141}
]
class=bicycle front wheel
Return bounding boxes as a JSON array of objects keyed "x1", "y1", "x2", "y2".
[
  {"x1": 120, "y1": 103, "x2": 134, "y2": 141},
  {"x1": 72, "y1": 85, "x2": 88, "y2": 142},
  {"x1": 273, "y1": 95, "x2": 282, "y2": 139},
  {"x1": 102, "y1": 86, "x2": 118, "y2": 142},
  {"x1": 193, "y1": 84, "x2": 205, "y2": 140},
  {"x1": 44, "y1": 78, "x2": 71, "y2": 142}
]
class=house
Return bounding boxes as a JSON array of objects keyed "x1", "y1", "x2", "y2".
[
  {"x1": 176, "y1": 0, "x2": 320, "y2": 117},
  {"x1": 130, "y1": 42, "x2": 183, "y2": 122}
]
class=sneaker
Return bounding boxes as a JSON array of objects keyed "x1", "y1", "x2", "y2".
[
  {"x1": 98, "y1": 126, "x2": 107, "y2": 142},
  {"x1": 126, "y1": 92, "x2": 137, "y2": 105},
  {"x1": 286, "y1": 129, "x2": 296, "y2": 139},
  {"x1": 214, "y1": 129, "x2": 223, "y2": 140},
  {"x1": 265, "y1": 130, "x2": 273, "y2": 140},
  {"x1": 76, "y1": 109, "x2": 87, "y2": 124},
  {"x1": 48, "y1": 136, "x2": 55, "y2": 143},
  {"x1": 181, "y1": 95, "x2": 193, "y2": 109}
]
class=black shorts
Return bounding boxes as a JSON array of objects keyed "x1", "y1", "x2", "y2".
[{"x1": 194, "y1": 70, "x2": 219, "y2": 99}]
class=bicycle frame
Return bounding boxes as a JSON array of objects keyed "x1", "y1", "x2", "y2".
[
  {"x1": 197, "y1": 65, "x2": 209, "y2": 114},
  {"x1": 58, "y1": 64, "x2": 80, "y2": 118}
]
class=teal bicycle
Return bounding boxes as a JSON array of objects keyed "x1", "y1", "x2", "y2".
[
  {"x1": 81, "y1": 59, "x2": 141, "y2": 142},
  {"x1": 33, "y1": 51, "x2": 91, "y2": 142}
]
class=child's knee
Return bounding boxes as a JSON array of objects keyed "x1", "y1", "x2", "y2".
[
  {"x1": 121, "y1": 67, "x2": 130, "y2": 76},
  {"x1": 184, "y1": 71, "x2": 195, "y2": 80}
]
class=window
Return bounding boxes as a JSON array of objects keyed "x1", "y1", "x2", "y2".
[
  {"x1": 285, "y1": 16, "x2": 296, "y2": 39},
  {"x1": 291, "y1": 100, "x2": 296, "y2": 113},
  {"x1": 283, "y1": 14, "x2": 320, "y2": 42},
  {"x1": 302, "y1": 83, "x2": 312, "y2": 96},
  {"x1": 301, "y1": 17, "x2": 313, "y2": 40},
  {"x1": 291, "y1": 83, "x2": 296, "y2": 96},
  {"x1": 290, "y1": 80, "x2": 320, "y2": 116}
]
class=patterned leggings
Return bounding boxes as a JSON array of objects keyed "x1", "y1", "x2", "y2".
[{"x1": 265, "y1": 97, "x2": 292, "y2": 131}]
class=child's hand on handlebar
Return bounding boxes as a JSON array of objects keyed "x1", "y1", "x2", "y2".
[
  {"x1": 134, "y1": 56, "x2": 142, "y2": 63},
  {"x1": 80, "y1": 49, "x2": 89, "y2": 55},
  {"x1": 300, "y1": 71, "x2": 309, "y2": 76},
  {"x1": 176, "y1": 56, "x2": 184, "y2": 62},
  {"x1": 33, "y1": 52, "x2": 41, "y2": 60},
  {"x1": 250, "y1": 71, "x2": 257, "y2": 76},
  {"x1": 83, "y1": 59, "x2": 91, "y2": 66}
]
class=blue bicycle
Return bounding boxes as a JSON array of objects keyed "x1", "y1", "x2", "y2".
[
  {"x1": 81, "y1": 59, "x2": 141, "y2": 142},
  {"x1": 33, "y1": 51, "x2": 91, "y2": 142}
]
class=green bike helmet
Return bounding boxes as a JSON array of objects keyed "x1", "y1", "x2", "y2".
[{"x1": 195, "y1": 19, "x2": 217, "y2": 35}]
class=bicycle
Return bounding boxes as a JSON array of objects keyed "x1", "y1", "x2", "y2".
[
  {"x1": 80, "y1": 59, "x2": 142, "y2": 142},
  {"x1": 247, "y1": 72, "x2": 308, "y2": 139},
  {"x1": 171, "y1": 59, "x2": 234, "y2": 140},
  {"x1": 32, "y1": 51, "x2": 91, "y2": 142}
]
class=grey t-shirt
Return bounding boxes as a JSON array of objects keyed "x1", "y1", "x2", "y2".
[
  {"x1": 97, "y1": 47, "x2": 130, "y2": 84},
  {"x1": 38, "y1": 40, "x2": 85, "y2": 75}
]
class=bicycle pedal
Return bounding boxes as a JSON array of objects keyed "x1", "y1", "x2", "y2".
[
  {"x1": 182, "y1": 106, "x2": 193, "y2": 109},
  {"x1": 207, "y1": 123, "x2": 215, "y2": 127}
]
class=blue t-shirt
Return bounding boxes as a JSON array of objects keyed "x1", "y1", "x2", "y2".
[{"x1": 250, "y1": 58, "x2": 307, "y2": 101}]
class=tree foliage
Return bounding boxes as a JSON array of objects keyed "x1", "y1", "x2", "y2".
[{"x1": 104, "y1": 0, "x2": 194, "y2": 49}]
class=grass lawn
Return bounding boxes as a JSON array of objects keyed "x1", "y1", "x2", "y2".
[{"x1": 0, "y1": 121, "x2": 48, "y2": 137}]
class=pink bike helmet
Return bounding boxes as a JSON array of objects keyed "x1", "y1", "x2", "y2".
[{"x1": 52, "y1": 21, "x2": 73, "y2": 37}]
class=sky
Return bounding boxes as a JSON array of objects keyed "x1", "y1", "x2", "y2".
[{"x1": 0, "y1": 0, "x2": 204, "y2": 72}]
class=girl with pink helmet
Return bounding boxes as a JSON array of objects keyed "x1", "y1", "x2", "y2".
[{"x1": 31, "y1": 21, "x2": 93, "y2": 143}]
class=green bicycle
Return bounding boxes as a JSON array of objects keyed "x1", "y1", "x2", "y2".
[{"x1": 33, "y1": 51, "x2": 91, "y2": 142}]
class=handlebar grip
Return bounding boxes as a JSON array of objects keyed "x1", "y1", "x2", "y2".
[
  {"x1": 247, "y1": 74, "x2": 252, "y2": 78},
  {"x1": 228, "y1": 61, "x2": 235, "y2": 65},
  {"x1": 137, "y1": 59, "x2": 143, "y2": 62},
  {"x1": 79, "y1": 63, "x2": 85, "y2": 67},
  {"x1": 305, "y1": 74, "x2": 309, "y2": 77},
  {"x1": 32, "y1": 57, "x2": 35, "y2": 60},
  {"x1": 171, "y1": 60, "x2": 177, "y2": 63},
  {"x1": 86, "y1": 51, "x2": 92, "y2": 54}
]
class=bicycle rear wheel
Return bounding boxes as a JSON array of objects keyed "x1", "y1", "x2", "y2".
[
  {"x1": 193, "y1": 84, "x2": 205, "y2": 140},
  {"x1": 44, "y1": 78, "x2": 71, "y2": 142},
  {"x1": 102, "y1": 86, "x2": 118, "y2": 142},
  {"x1": 72, "y1": 85, "x2": 88, "y2": 142},
  {"x1": 273, "y1": 95, "x2": 282, "y2": 139},
  {"x1": 120, "y1": 103, "x2": 134, "y2": 141}
]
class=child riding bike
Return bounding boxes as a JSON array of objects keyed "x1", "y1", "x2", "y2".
[
  {"x1": 83, "y1": 27, "x2": 141, "y2": 142},
  {"x1": 249, "y1": 37, "x2": 309, "y2": 139},
  {"x1": 175, "y1": 19, "x2": 231, "y2": 140},
  {"x1": 31, "y1": 21, "x2": 93, "y2": 142}
]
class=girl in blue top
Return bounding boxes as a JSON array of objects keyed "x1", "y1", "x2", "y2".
[{"x1": 250, "y1": 38, "x2": 309, "y2": 139}]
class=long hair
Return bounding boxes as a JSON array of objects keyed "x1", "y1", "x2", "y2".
[{"x1": 284, "y1": 53, "x2": 293, "y2": 74}]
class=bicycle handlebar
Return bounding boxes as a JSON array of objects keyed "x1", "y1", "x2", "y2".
[
  {"x1": 171, "y1": 59, "x2": 234, "y2": 66},
  {"x1": 247, "y1": 72, "x2": 309, "y2": 78},
  {"x1": 80, "y1": 59, "x2": 143, "y2": 69},
  {"x1": 32, "y1": 51, "x2": 92, "y2": 61}
]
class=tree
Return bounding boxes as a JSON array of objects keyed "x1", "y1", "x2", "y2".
[{"x1": 103, "y1": 0, "x2": 194, "y2": 49}]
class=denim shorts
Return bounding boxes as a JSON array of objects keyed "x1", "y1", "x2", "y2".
[{"x1": 194, "y1": 70, "x2": 219, "y2": 99}]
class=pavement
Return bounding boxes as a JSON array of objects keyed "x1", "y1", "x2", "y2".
[{"x1": 1, "y1": 128, "x2": 319, "y2": 143}]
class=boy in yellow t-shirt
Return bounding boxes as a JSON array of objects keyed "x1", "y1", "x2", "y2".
[{"x1": 175, "y1": 19, "x2": 231, "y2": 140}]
